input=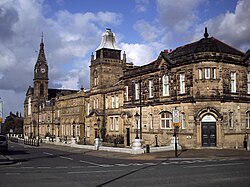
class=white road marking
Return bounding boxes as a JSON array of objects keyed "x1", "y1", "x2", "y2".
[
  {"x1": 183, "y1": 162, "x2": 244, "y2": 169},
  {"x1": 144, "y1": 163, "x2": 157, "y2": 166},
  {"x1": 43, "y1": 152, "x2": 54, "y2": 156},
  {"x1": 6, "y1": 173, "x2": 20, "y2": 175},
  {"x1": 55, "y1": 166, "x2": 68, "y2": 169},
  {"x1": 37, "y1": 167, "x2": 51, "y2": 169},
  {"x1": 79, "y1": 160, "x2": 102, "y2": 167},
  {"x1": 115, "y1": 164, "x2": 129, "y2": 167},
  {"x1": 67, "y1": 169, "x2": 122, "y2": 174},
  {"x1": 60, "y1": 156, "x2": 73, "y2": 160},
  {"x1": 100, "y1": 164, "x2": 114, "y2": 167},
  {"x1": 72, "y1": 166, "x2": 84, "y2": 169}
]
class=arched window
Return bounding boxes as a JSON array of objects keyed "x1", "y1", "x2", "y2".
[
  {"x1": 40, "y1": 83, "x2": 44, "y2": 96},
  {"x1": 28, "y1": 97, "x2": 32, "y2": 115},
  {"x1": 160, "y1": 111, "x2": 172, "y2": 129}
]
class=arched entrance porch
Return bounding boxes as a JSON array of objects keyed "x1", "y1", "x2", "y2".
[{"x1": 194, "y1": 107, "x2": 223, "y2": 148}]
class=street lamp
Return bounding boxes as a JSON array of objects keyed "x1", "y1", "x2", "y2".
[
  {"x1": 73, "y1": 121, "x2": 75, "y2": 138},
  {"x1": 97, "y1": 117, "x2": 101, "y2": 138},
  {"x1": 134, "y1": 112, "x2": 140, "y2": 139}
]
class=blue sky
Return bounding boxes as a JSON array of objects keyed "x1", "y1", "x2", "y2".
[{"x1": 0, "y1": 0, "x2": 249, "y2": 121}]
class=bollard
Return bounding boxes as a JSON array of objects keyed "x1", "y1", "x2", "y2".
[{"x1": 146, "y1": 144, "x2": 150, "y2": 153}]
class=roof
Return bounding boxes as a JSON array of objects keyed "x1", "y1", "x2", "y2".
[
  {"x1": 96, "y1": 28, "x2": 120, "y2": 51},
  {"x1": 168, "y1": 37, "x2": 244, "y2": 59},
  {"x1": 48, "y1": 88, "x2": 79, "y2": 100}
]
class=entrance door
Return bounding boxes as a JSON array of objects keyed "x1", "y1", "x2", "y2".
[
  {"x1": 202, "y1": 122, "x2": 216, "y2": 146},
  {"x1": 126, "y1": 128, "x2": 130, "y2": 146}
]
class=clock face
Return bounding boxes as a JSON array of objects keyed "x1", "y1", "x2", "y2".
[{"x1": 40, "y1": 68, "x2": 45, "y2": 73}]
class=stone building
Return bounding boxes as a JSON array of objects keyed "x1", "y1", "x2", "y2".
[{"x1": 24, "y1": 28, "x2": 250, "y2": 149}]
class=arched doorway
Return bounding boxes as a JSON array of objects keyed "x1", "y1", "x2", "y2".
[{"x1": 201, "y1": 115, "x2": 216, "y2": 147}]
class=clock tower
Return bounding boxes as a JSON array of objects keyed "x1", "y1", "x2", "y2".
[{"x1": 33, "y1": 34, "x2": 49, "y2": 101}]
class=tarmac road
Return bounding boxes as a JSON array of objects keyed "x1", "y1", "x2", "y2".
[{"x1": 0, "y1": 142, "x2": 250, "y2": 187}]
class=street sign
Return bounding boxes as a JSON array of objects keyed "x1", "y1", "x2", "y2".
[
  {"x1": 172, "y1": 109, "x2": 180, "y2": 123},
  {"x1": 173, "y1": 122, "x2": 180, "y2": 127}
]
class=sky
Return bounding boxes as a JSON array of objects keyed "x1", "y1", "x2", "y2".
[{"x1": 0, "y1": 0, "x2": 250, "y2": 121}]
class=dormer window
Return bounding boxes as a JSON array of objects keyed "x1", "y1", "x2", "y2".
[
  {"x1": 180, "y1": 73, "x2": 185, "y2": 94},
  {"x1": 230, "y1": 72, "x2": 236, "y2": 93},
  {"x1": 149, "y1": 80, "x2": 154, "y2": 98},
  {"x1": 205, "y1": 68, "x2": 210, "y2": 79}
]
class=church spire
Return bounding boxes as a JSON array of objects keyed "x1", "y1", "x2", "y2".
[{"x1": 37, "y1": 32, "x2": 46, "y2": 65}]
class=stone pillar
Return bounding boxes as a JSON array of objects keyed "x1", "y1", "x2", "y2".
[
  {"x1": 94, "y1": 138, "x2": 102, "y2": 150},
  {"x1": 131, "y1": 139, "x2": 144, "y2": 154},
  {"x1": 71, "y1": 137, "x2": 76, "y2": 144}
]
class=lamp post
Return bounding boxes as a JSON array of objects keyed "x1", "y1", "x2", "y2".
[
  {"x1": 37, "y1": 101, "x2": 40, "y2": 146},
  {"x1": 134, "y1": 112, "x2": 140, "y2": 139},
  {"x1": 97, "y1": 117, "x2": 101, "y2": 138},
  {"x1": 73, "y1": 121, "x2": 75, "y2": 138}
]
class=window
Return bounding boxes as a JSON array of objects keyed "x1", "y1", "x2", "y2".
[
  {"x1": 246, "y1": 111, "x2": 250, "y2": 129},
  {"x1": 180, "y1": 73, "x2": 185, "y2": 94},
  {"x1": 149, "y1": 80, "x2": 154, "y2": 98},
  {"x1": 230, "y1": 72, "x2": 236, "y2": 93},
  {"x1": 135, "y1": 83, "x2": 139, "y2": 100},
  {"x1": 181, "y1": 113, "x2": 186, "y2": 129},
  {"x1": 111, "y1": 96, "x2": 115, "y2": 108},
  {"x1": 105, "y1": 97, "x2": 108, "y2": 109},
  {"x1": 93, "y1": 70, "x2": 98, "y2": 86},
  {"x1": 212, "y1": 68, "x2": 216, "y2": 79},
  {"x1": 229, "y1": 112, "x2": 234, "y2": 129},
  {"x1": 148, "y1": 114, "x2": 153, "y2": 129},
  {"x1": 28, "y1": 97, "x2": 31, "y2": 115},
  {"x1": 115, "y1": 96, "x2": 119, "y2": 108},
  {"x1": 110, "y1": 117, "x2": 114, "y2": 130},
  {"x1": 160, "y1": 112, "x2": 172, "y2": 129},
  {"x1": 96, "y1": 98, "x2": 99, "y2": 109},
  {"x1": 40, "y1": 83, "x2": 44, "y2": 96},
  {"x1": 163, "y1": 75, "x2": 169, "y2": 96},
  {"x1": 205, "y1": 68, "x2": 210, "y2": 79},
  {"x1": 93, "y1": 99, "x2": 96, "y2": 109},
  {"x1": 87, "y1": 103, "x2": 90, "y2": 116},
  {"x1": 115, "y1": 117, "x2": 119, "y2": 131},
  {"x1": 87, "y1": 126, "x2": 90, "y2": 138},
  {"x1": 125, "y1": 86, "x2": 129, "y2": 101},
  {"x1": 198, "y1": 68, "x2": 202, "y2": 80},
  {"x1": 247, "y1": 72, "x2": 250, "y2": 94}
]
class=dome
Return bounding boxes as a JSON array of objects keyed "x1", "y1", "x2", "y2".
[{"x1": 96, "y1": 28, "x2": 120, "y2": 51}]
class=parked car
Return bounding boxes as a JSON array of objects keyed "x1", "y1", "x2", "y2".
[{"x1": 0, "y1": 135, "x2": 8, "y2": 152}]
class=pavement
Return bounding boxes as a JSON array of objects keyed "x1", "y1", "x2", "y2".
[{"x1": 1, "y1": 141, "x2": 250, "y2": 166}]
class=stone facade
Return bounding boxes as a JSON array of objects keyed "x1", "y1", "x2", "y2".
[{"x1": 24, "y1": 28, "x2": 250, "y2": 149}]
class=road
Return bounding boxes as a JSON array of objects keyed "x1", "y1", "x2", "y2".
[{"x1": 0, "y1": 142, "x2": 250, "y2": 187}]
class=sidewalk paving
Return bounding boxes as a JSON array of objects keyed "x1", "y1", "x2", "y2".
[{"x1": 39, "y1": 142, "x2": 250, "y2": 161}]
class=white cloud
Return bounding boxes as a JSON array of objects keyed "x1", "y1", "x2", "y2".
[
  {"x1": 121, "y1": 43, "x2": 161, "y2": 66},
  {"x1": 0, "y1": 0, "x2": 122, "y2": 119},
  {"x1": 201, "y1": 0, "x2": 250, "y2": 51},
  {"x1": 135, "y1": 0, "x2": 149, "y2": 13},
  {"x1": 134, "y1": 20, "x2": 161, "y2": 42},
  {"x1": 156, "y1": 0, "x2": 205, "y2": 33}
]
